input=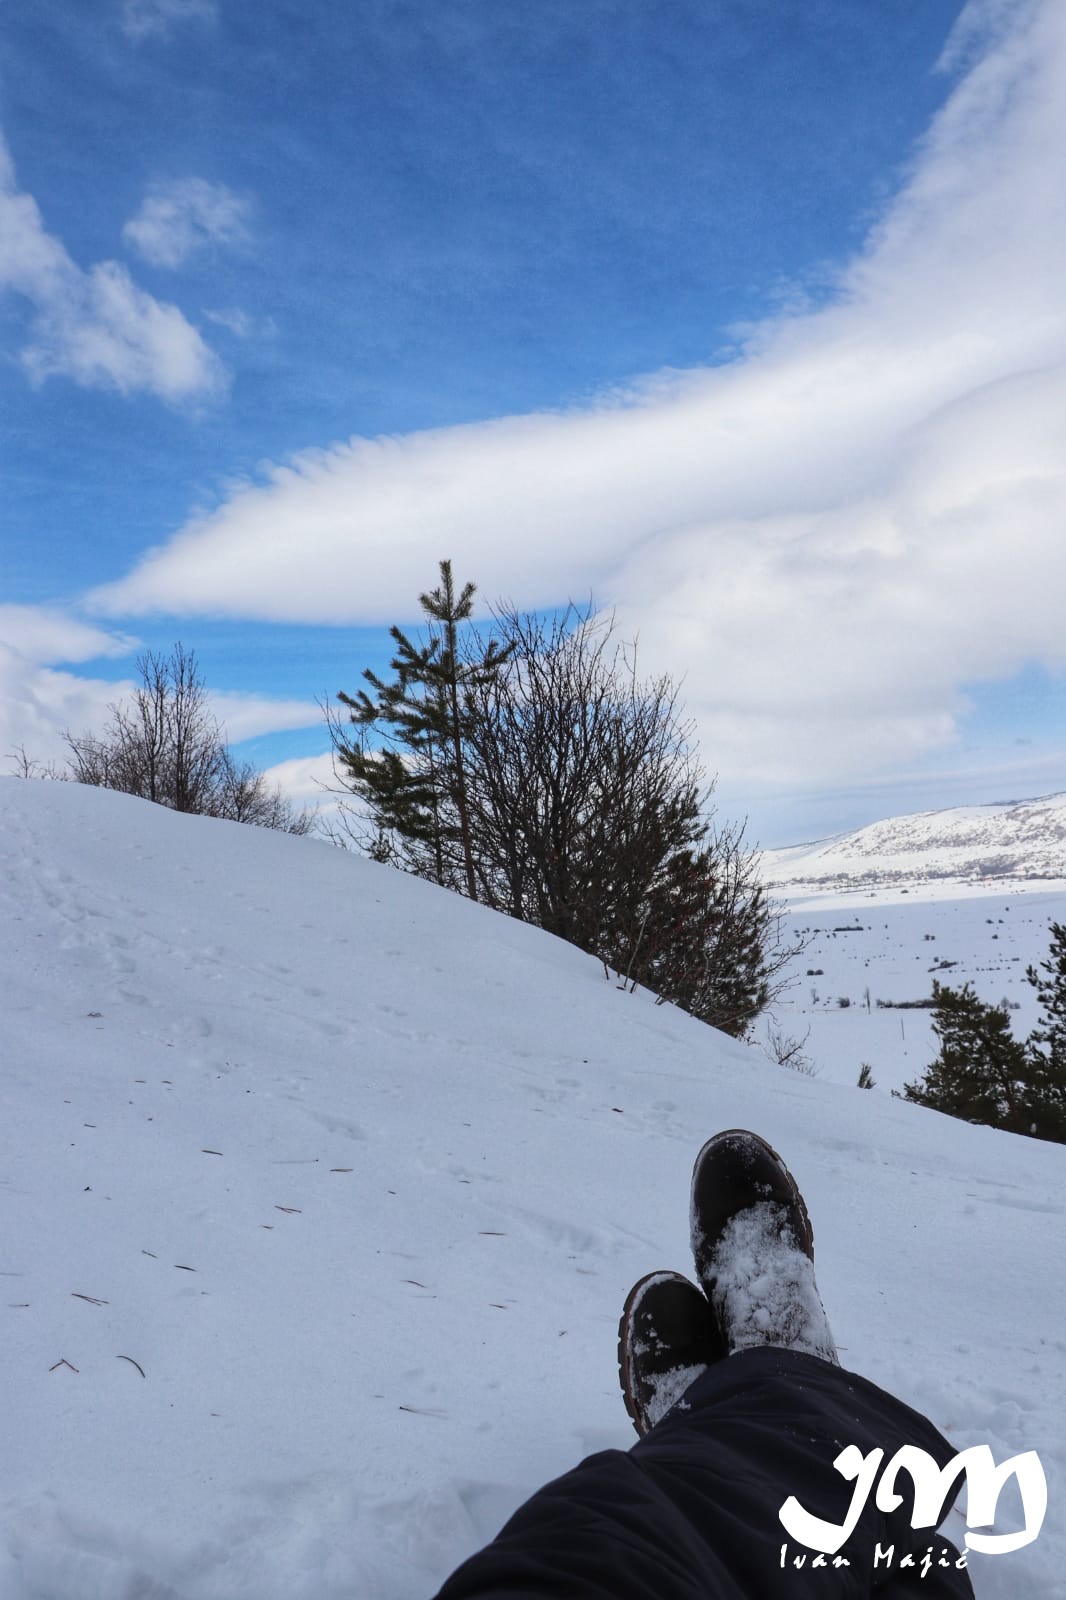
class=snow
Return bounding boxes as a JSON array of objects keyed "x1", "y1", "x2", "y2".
[
  {"x1": 626, "y1": 1270, "x2": 711, "y2": 1430},
  {"x1": 755, "y1": 791, "x2": 1066, "y2": 1094},
  {"x1": 761, "y1": 791, "x2": 1066, "y2": 893},
  {"x1": 764, "y1": 884, "x2": 1066, "y2": 1095},
  {"x1": 695, "y1": 1201, "x2": 838, "y2": 1365},
  {"x1": 2, "y1": 777, "x2": 1065, "y2": 1599},
  {"x1": 643, "y1": 1362, "x2": 707, "y2": 1428}
]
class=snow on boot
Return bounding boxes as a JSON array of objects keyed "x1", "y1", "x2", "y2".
[
  {"x1": 617, "y1": 1269, "x2": 727, "y2": 1437},
  {"x1": 689, "y1": 1129, "x2": 838, "y2": 1365}
]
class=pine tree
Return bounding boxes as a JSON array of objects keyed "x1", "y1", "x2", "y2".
[
  {"x1": 331, "y1": 560, "x2": 511, "y2": 898},
  {"x1": 417, "y1": 561, "x2": 512, "y2": 902},
  {"x1": 632, "y1": 835, "x2": 775, "y2": 1037},
  {"x1": 900, "y1": 981, "x2": 1031, "y2": 1132},
  {"x1": 335, "y1": 627, "x2": 449, "y2": 880},
  {"x1": 1024, "y1": 922, "x2": 1066, "y2": 1142},
  {"x1": 1026, "y1": 920, "x2": 1066, "y2": 1071}
]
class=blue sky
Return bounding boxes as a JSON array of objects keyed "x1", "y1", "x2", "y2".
[{"x1": 2, "y1": 0, "x2": 1065, "y2": 847}]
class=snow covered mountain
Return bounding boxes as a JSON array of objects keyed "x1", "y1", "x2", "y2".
[
  {"x1": 762, "y1": 792, "x2": 1066, "y2": 894},
  {"x1": 2, "y1": 778, "x2": 1064, "y2": 1600}
]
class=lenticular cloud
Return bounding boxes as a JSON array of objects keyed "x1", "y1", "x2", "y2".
[{"x1": 88, "y1": 0, "x2": 1066, "y2": 788}]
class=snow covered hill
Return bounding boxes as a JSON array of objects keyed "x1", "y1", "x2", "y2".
[
  {"x1": 762, "y1": 792, "x2": 1066, "y2": 894},
  {"x1": 2, "y1": 778, "x2": 1064, "y2": 1600}
]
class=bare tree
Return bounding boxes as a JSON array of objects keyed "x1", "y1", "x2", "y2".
[
  {"x1": 459, "y1": 607, "x2": 795, "y2": 1035},
  {"x1": 5, "y1": 745, "x2": 66, "y2": 780},
  {"x1": 215, "y1": 750, "x2": 315, "y2": 834},
  {"x1": 64, "y1": 644, "x2": 217, "y2": 807},
  {"x1": 461, "y1": 607, "x2": 696, "y2": 928},
  {"x1": 63, "y1": 644, "x2": 312, "y2": 834}
]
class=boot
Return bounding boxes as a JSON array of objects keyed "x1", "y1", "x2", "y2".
[
  {"x1": 617, "y1": 1269, "x2": 726, "y2": 1436},
  {"x1": 689, "y1": 1128, "x2": 837, "y2": 1365}
]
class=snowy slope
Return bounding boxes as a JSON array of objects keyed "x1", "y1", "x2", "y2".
[
  {"x1": 2, "y1": 778, "x2": 1064, "y2": 1600},
  {"x1": 763, "y1": 792, "x2": 1066, "y2": 893}
]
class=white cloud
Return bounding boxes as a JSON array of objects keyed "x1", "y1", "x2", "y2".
[
  {"x1": 261, "y1": 752, "x2": 337, "y2": 805},
  {"x1": 0, "y1": 648, "x2": 130, "y2": 773},
  {"x1": 207, "y1": 692, "x2": 321, "y2": 744},
  {"x1": 0, "y1": 136, "x2": 224, "y2": 402},
  {"x1": 204, "y1": 306, "x2": 276, "y2": 339},
  {"x1": 121, "y1": 0, "x2": 216, "y2": 41},
  {"x1": 935, "y1": 0, "x2": 1026, "y2": 72},
  {"x1": 0, "y1": 608, "x2": 321, "y2": 772},
  {"x1": 88, "y1": 0, "x2": 1066, "y2": 793},
  {"x1": 0, "y1": 606, "x2": 141, "y2": 770},
  {"x1": 124, "y1": 179, "x2": 252, "y2": 270},
  {"x1": 0, "y1": 606, "x2": 136, "y2": 665}
]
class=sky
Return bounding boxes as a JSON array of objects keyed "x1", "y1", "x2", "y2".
[{"x1": 2, "y1": 0, "x2": 1065, "y2": 848}]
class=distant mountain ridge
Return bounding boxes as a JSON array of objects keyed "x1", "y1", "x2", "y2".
[{"x1": 762, "y1": 791, "x2": 1066, "y2": 892}]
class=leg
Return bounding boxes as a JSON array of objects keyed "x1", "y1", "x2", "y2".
[
  {"x1": 433, "y1": 1132, "x2": 974, "y2": 1599},
  {"x1": 434, "y1": 1346, "x2": 972, "y2": 1599}
]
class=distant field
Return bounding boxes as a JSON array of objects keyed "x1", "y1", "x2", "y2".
[{"x1": 765, "y1": 882, "x2": 1066, "y2": 1094}]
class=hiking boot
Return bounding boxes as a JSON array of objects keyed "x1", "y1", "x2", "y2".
[
  {"x1": 617, "y1": 1269, "x2": 727, "y2": 1436},
  {"x1": 689, "y1": 1129, "x2": 837, "y2": 1365}
]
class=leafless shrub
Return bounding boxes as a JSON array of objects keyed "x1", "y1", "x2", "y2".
[
  {"x1": 64, "y1": 644, "x2": 312, "y2": 834},
  {"x1": 764, "y1": 1021, "x2": 818, "y2": 1076},
  {"x1": 6, "y1": 745, "x2": 66, "y2": 780}
]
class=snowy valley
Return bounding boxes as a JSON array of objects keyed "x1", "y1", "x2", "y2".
[{"x1": 757, "y1": 793, "x2": 1066, "y2": 1096}]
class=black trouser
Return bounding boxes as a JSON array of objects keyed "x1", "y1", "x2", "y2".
[{"x1": 434, "y1": 1348, "x2": 975, "y2": 1599}]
